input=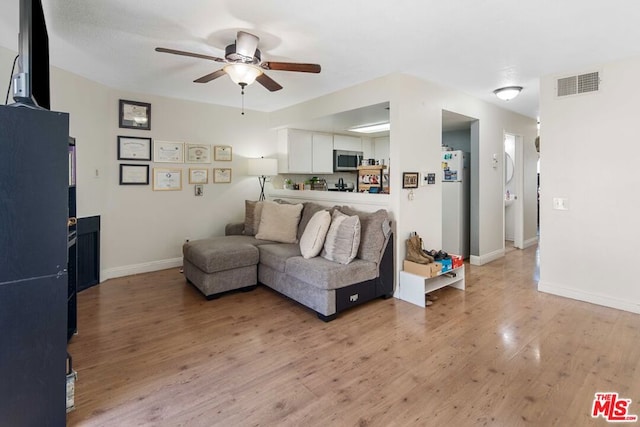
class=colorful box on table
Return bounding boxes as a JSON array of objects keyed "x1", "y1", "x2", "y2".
[
  {"x1": 450, "y1": 254, "x2": 463, "y2": 269},
  {"x1": 403, "y1": 260, "x2": 442, "y2": 278},
  {"x1": 440, "y1": 258, "x2": 453, "y2": 273}
]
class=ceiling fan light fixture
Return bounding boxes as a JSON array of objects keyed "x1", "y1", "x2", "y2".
[
  {"x1": 224, "y1": 63, "x2": 263, "y2": 86},
  {"x1": 493, "y1": 86, "x2": 523, "y2": 101}
]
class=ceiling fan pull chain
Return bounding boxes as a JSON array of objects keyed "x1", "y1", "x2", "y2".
[{"x1": 240, "y1": 83, "x2": 246, "y2": 115}]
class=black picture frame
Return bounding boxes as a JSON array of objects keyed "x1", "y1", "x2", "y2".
[
  {"x1": 117, "y1": 136, "x2": 152, "y2": 161},
  {"x1": 119, "y1": 99, "x2": 151, "y2": 130},
  {"x1": 402, "y1": 172, "x2": 419, "y2": 189},
  {"x1": 119, "y1": 164, "x2": 150, "y2": 185}
]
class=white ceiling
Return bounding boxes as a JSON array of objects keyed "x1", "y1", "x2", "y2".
[{"x1": 2, "y1": 0, "x2": 640, "y2": 120}]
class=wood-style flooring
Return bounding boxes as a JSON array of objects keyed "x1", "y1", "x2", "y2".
[{"x1": 67, "y1": 246, "x2": 640, "y2": 426}]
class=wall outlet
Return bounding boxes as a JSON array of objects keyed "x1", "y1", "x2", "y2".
[{"x1": 185, "y1": 238, "x2": 190, "y2": 243}]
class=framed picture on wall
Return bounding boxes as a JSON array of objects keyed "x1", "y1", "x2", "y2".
[
  {"x1": 213, "y1": 145, "x2": 232, "y2": 161},
  {"x1": 402, "y1": 172, "x2": 419, "y2": 189},
  {"x1": 119, "y1": 164, "x2": 149, "y2": 185},
  {"x1": 185, "y1": 143, "x2": 211, "y2": 163},
  {"x1": 154, "y1": 141, "x2": 184, "y2": 163},
  {"x1": 119, "y1": 99, "x2": 151, "y2": 130},
  {"x1": 152, "y1": 168, "x2": 182, "y2": 191},
  {"x1": 117, "y1": 136, "x2": 152, "y2": 161},
  {"x1": 213, "y1": 168, "x2": 232, "y2": 183},
  {"x1": 189, "y1": 168, "x2": 208, "y2": 184}
]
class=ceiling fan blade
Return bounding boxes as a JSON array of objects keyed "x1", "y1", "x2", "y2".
[
  {"x1": 194, "y1": 69, "x2": 227, "y2": 83},
  {"x1": 256, "y1": 73, "x2": 283, "y2": 92},
  {"x1": 261, "y1": 62, "x2": 321, "y2": 73},
  {"x1": 155, "y1": 47, "x2": 226, "y2": 63},
  {"x1": 236, "y1": 31, "x2": 259, "y2": 59}
]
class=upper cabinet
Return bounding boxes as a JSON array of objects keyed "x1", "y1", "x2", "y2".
[
  {"x1": 333, "y1": 134, "x2": 362, "y2": 152},
  {"x1": 311, "y1": 133, "x2": 334, "y2": 173},
  {"x1": 278, "y1": 129, "x2": 334, "y2": 174}
]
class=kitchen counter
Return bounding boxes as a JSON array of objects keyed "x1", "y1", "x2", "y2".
[{"x1": 267, "y1": 189, "x2": 390, "y2": 210}]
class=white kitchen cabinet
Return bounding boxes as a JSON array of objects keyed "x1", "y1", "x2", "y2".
[
  {"x1": 333, "y1": 134, "x2": 362, "y2": 152},
  {"x1": 312, "y1": 133, "x2": 333, "y2": 173},
  {"x1": 277, "y1": 129, "x2": 333, "y2": 174}
]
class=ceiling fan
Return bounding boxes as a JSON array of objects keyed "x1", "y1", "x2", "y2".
[{"x1": 155, "y1": 31, "x2": 321, "y2": 92}]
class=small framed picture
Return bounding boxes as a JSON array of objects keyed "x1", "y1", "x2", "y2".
[
  {"x1": 119, "y1": 99, "x2": 151, "y2": 130},
  {"x1": 194, "y1": 184, "x2": 204, "y2": 196},
  {"x1": 154, "y1": 141, "x2": 184, "y2": 163},
  {"x1": 186, "y1": 143, "x2": 211, "y2": 163},
  {"x1": 119, "y1": 164, "x2": 149, "y2": 185},
  {"x1": 402, "y1": 172, "x2": 419, "y2": 189},
  {"x1": 117, "y1": 136, "x2": 152, "y2": 161},
  {"x1": 152, "y1": 168, "x2": 182, "y2": 191},
  {"x1": 189, "y1": 168, "x2": 208, "y2": 184},
  {"x1": 213, "y1": 168, "x2": 232, "y2": 183},
  {"x1": 214, "y1": 145, "x2": 232, "y2": 161}
]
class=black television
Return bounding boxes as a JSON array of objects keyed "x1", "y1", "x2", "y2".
[{"x1": 13, "y1": 0, "x2": 50, "y2": 109}]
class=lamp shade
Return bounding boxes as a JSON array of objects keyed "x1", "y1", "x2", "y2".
[
  {"x1": 224, "y1": 64, "x2": 263, "y2": 86},
  {"x1": 247, "y1": 157, "x2": 278, "y2": 176}
]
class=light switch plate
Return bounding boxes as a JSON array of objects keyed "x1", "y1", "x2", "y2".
[{"x1": 553, "y1": 197, "x2": 569, "y2": 210}]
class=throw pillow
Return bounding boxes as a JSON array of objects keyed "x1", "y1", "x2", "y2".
[
  {"x1": 299, "y1": 210, "x2": 331, "y2": 259},
  {"x1": 338, "y1": 207, "x2": 389, "y2": 263},
  {"x1": 322, "y1": 210, "x2": 361, "y2": 264},
  {"x1": 243, "y1": 200, "x2": 263, "y2": 236},
  {"x1": 297, "y1": 202, "x2": 329, "y2": 240},
  {"x1": 255, "y1": 200, "x2": 303, "y2": 243}
]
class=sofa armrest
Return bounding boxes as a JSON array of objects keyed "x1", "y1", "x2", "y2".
[{"x1": 225, "y1": 222, "x2": 245, "y2": 236}]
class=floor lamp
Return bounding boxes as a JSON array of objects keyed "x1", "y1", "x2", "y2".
[{"x1": 247, "y1": 157, "x2": 278, "y2": 201}]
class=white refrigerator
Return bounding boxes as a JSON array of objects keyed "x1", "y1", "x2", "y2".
[{"x1": 442, "y1": 150, "x2": 470, "y2": 258}]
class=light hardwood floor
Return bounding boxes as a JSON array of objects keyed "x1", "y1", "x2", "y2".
[{"x1": 67, "y1": 246, "x2": 640, "y2": 426}]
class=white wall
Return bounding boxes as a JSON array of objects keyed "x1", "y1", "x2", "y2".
[
  {"x1": 388, "y1": 74, "x2": 537, "y2": 265},
  {"x1": 1, "y1": 45, "x2": 274, "y2": 281},
  {"x1": 539, "y1": 56, "x2": 640, "y2": 313}
]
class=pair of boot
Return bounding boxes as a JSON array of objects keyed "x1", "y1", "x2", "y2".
[{"x1": 405, "y1": 235, "x2": 435, "y2": 264}]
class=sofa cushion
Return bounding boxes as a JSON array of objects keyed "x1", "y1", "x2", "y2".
[
  {"x1": 243, "y1": 200, "x2": 263, "y2": 236},
  {"x1": 255, "y1": 200, "x2": 303, "y2": 243},
  {"x1": 297, "y1": 202, "x2": 329, "y2": 240},
  {"x1": 257, "y1": 243, "x2": 301, "y2": 273},
  {"x1": 338, "y1": 207, "x2": 390, "y2": 264},
  {"x1": 321, "y1": 210, "x2": 361, "y2": 264},
  {"x1": 285, "y1": 256, "x2": 377, "y2": 290},
  {"x1": 299, "y1": 210, "x2": 331, "y2": 259},
  {"x1": 183, "y1": 235, "x2": 260, "y2": 274}
]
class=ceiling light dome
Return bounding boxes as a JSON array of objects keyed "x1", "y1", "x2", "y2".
[
  {"x1": 493, "y1": 86, "x2": 523, "y2": 101},
  {"x1": 223, "y1": 63, "x2": 263, "y2": 86}
]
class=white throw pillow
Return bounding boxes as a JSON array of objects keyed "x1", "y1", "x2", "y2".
[
  {"x1": 299, "y1": 210, "x2": 331, "y2": 259},
  {"x1": 321, "y1": 210, "x2": 361, "y2": 264},
  {"x1": 255, "y1": 200, "x2": 303, "y2": 243}
]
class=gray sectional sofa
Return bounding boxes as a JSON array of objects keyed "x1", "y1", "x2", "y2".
[{"x1": 182, "y1": 201, "x2": 394, "y2": 321}]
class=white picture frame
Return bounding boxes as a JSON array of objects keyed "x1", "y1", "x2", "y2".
[
  {"x1": 154, "y1": 141, "x2": 184, "y2": 163},
  {"x1": 189, "y1": 168, "x2": 209, "y2": 184},
  {"x1": 152, "y1": 168, "x2": 182, "y2": 191},
  {"x1": 186, "y1": 143, "x2": 211, "y2": 163}
]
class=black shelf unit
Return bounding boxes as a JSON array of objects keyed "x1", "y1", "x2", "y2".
[
  {"x1": 0, "y1": 105, "x2": 69, "y2": 426},
  {"x1": 68, "y1": 137, "x2": 77, "y2": 341}
]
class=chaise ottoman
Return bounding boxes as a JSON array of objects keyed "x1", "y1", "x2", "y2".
[{"x1": 182, "y1": 235, "x2": 260, "y2": 299}]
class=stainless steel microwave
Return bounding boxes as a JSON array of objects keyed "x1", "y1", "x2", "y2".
[{"x1": 333, "y1": 150, "x2": 363, "y2": 171}]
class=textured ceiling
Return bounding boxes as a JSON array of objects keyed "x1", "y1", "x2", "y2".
[{"x1": 2, "y1": 0, "x2": 640, "y2": 120}]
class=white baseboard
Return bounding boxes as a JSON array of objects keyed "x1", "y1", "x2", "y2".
[
  {"x1": 469, "y1": 248, "x2": 505, "y2": 266},
  {"x1": 101, "y1": 257, "x2": 183, "y2": 282},
  {"x1": 523, "y1": 237, "x2": 539, "y2": 249},
  {"x1": 538, "y1": 281, "x2": 640, "y2": 314}
]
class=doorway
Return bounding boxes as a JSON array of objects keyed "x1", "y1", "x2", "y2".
[
  {"x1": 504, "y1": 132, "x2": 524, "y2": 249},
  {"x1": 441, "y1": 110, "x2": 478, "y2": 259}
]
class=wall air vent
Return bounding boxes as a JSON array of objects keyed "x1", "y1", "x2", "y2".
[{"x1": 557, "y1": 71, "x2": 600, "y2": 97}]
